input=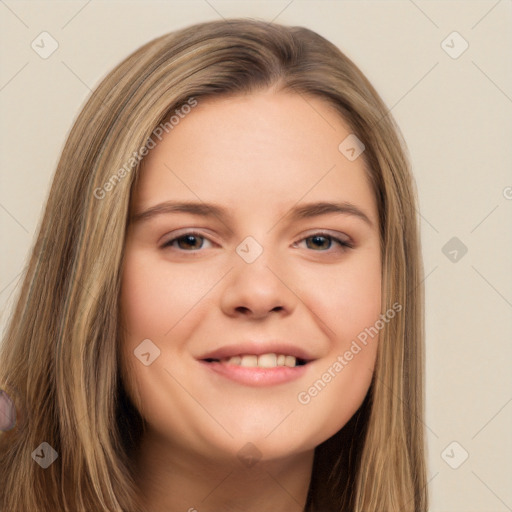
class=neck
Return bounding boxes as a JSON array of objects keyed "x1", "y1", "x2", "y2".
[{"x1": 134, "y1": 432, "x2": 314, "y2": 512}]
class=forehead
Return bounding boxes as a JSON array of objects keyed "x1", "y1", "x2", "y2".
[{"x1": 132, "y1": 90, "x2": 377, "y2": 225}]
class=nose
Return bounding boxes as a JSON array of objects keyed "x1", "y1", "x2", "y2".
[{"x1": 220, "y1": 251, "x2": 296, "y2": 320}]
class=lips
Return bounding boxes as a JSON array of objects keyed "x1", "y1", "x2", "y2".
[{"x1": 198, "y1": 341, "x2": 315, "y2": 386}]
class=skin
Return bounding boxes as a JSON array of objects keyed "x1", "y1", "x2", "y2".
[{"x1": 119, "y1": 89, "x2": 381, "y2": 512}]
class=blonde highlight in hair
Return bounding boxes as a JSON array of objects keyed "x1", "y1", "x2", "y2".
[{"x1": 0, "y1": 18, "x2": 427, "y2": 511}]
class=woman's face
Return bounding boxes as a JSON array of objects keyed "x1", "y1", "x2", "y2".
[{"x1": 120, "y1": 90, "x2": 381, "y2": 464}]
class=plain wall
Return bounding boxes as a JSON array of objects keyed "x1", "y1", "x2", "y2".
[{"x1": 1, "y1": 1, "x2": 511, "y2": 510}]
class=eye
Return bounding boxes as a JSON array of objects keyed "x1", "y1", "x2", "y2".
[
  {"x1": 161, "y1": 231, "x2": 214, "y2": 251},
  {"x1": 293, "y1": 232, "x2": 353, "y2": 252},
  {"x1": 161, "y1": 230, "x2": 352, "y2": 253}
]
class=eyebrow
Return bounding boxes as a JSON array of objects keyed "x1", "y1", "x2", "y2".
[{"x1": 130, "y1": 200, "x2": 374, "y2": 227}]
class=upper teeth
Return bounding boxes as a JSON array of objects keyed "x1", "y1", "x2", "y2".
[{"x1": 223, "y1": 353, "x2": 298, "y2": 368}]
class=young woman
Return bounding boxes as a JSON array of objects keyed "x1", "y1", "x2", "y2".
[{"x1": 0, "y1": 18, "x2": 427, "y2": 512}]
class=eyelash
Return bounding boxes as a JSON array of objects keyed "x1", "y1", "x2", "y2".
[{"x1": 161, "y1": 230, "x2": 353, "y2": 253}]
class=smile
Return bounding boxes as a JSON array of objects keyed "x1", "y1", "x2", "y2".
[{"x1": 204, "y1": 353, "x2": 308, "y2": 368}]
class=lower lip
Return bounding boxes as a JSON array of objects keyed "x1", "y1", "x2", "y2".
[{"x1": 199, "y1": 361, "x2": 310, "y2": 387}]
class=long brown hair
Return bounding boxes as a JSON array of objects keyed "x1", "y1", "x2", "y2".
[{"x1": 0, "y1": 18, "x2": 427, "y2": 511}]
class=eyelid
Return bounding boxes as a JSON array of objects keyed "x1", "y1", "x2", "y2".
[{"x1": 297, "y1": 229, "x2": 352, "y2": 243}]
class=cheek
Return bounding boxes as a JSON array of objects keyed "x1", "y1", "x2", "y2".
[
  {"x1": 292, "y1": 251, "x2": 381, "y2": 443},
  {"x1": 118, "y1": 251, "x2": 179, "y2": 386},
  {"x1": 299, "y1": 249, "x2": 382, "y2": 344},
  {"x1": 118, "y1": 249, "x2": 221, "y2": 415},
  {"x1": 337, "y1": 262, "x2": 382, "y2": 340},
  {"x1": 119, "y1": 250, "x2": 210, "y2": 341}
]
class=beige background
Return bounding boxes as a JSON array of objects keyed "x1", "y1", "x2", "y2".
[{"x1": 1, "y1": 1, "x2": 511, "y2": 510}]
